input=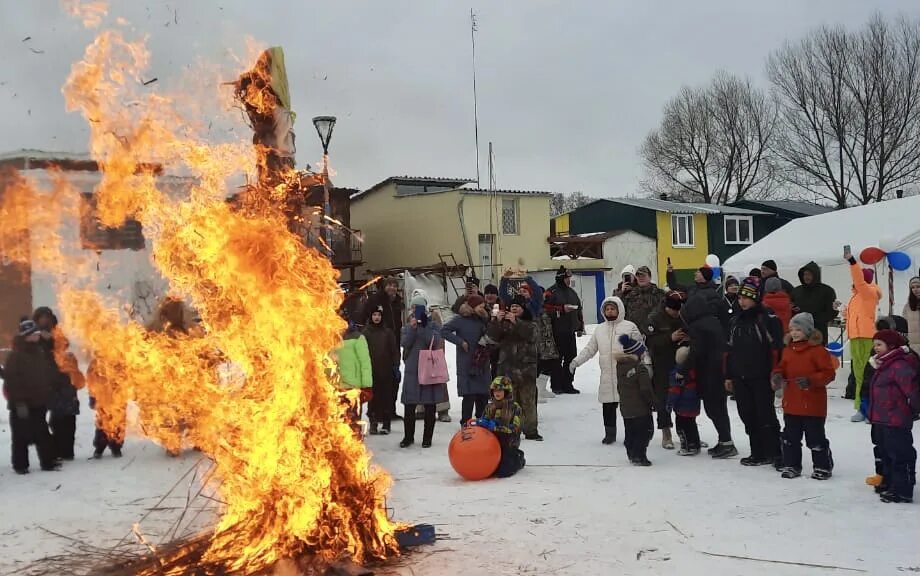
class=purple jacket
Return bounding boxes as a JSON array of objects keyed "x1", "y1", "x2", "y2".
[{"x1": 869, "y1": 347, "x2": 920, "y2": 429}]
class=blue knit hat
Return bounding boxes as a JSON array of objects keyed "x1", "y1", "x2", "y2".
[{"x1": 619, "y1": 334, "x2": 647, "y2": 357}]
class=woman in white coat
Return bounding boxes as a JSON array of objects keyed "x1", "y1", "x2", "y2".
[{"x1": 570, "y1": 296, "x2": 649, "y2": 444}]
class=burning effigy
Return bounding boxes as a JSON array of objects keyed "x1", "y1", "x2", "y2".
[{"x1": 0, "y1": 2, "x2": 407, "y2": 574}]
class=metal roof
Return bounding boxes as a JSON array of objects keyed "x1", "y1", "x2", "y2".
[
  {"x1": 737, "y1": 199, "x2": 835, "y2": 216},
  {"x1": 352, "y1": 175, "x2": 476, "y2": 200},
  {"x1": 460, "y1": 187, "x2": 553, "y2": 197},
  {"x1": 607, "y1": 197, "x2": 770, "y2": 215}
]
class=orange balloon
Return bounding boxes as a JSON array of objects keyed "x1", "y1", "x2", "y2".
[{"x1": 448, "y1": 426, "x2": 501, "y2": 481}]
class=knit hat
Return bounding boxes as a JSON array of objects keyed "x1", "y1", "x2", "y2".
[
  {"x1": 490, "y1": 375, "x2": 513, "y2": 394},
  {"x1": 748, "y1": 268, "x2": 762, "y2": 278},
  {"x1": 466, "y1": 294, "x2": 485, "y2": 309},
  {"x1": 698, "y1": 267, "x2": 714, "y2": 283},
  {"x1": 873, "y1": 329, "x2": 905, "y2": 351},
  {"x1": 621, "y1": 264, "x2": 636, "y2": 278},
  {"x1": 409, "y1": 293, "x2": 428, "y2": 308},
  {"x1": 636, "y1": 265, "x2": 652, "y2": 277},
  {"x1": 862, "y1": 268, "x2": 875, "y2": 284},
  {"x1": 511, "y1": 294, "x2": 528, "y2": 310},
  {"x1": 762, "y1": 260, "x2": 778, "y2": 273},
  {"x1": 555, "y1": 266, "x2": 572, "y2": 280},
  {"x1": 739, "y1": 276, "x2": 761, "y2": 302},
  {"x1": 665, "y1": 290, "x2": 685, "y2": 311},
  {"x1": 675, "y1": 345, "x2": 690, "y2": 366},
  {"x1": 18, "y1": 318, "x2": 38, "y2": 337},
  {"x1": 764, "y1": 277, "x2": 782, "y2": 294},
  {"x1": 618, "y1": 334, "x2": 647, "y2": 357},
  {"x1": 483, "y1": 284, "x2": 499, "y2": 296},
  {"x1": 789, "y1": 312, "x2": 816, "y2": 336},
  {"x1": 724, "y1": 276, "x2": 740, "y2": 288}
]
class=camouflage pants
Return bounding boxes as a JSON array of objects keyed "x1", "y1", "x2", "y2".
[{"x1": 510, "y1": 367, "x2": 539, "y2": 436}]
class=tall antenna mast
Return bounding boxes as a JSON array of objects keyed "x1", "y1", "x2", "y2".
[{"x1": 470, "y1": 9, "x2": 481, "y2": 187}]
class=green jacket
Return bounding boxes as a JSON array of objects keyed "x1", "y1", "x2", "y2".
[{"x1": 337, "y1": 333, "x2": 373, "y2": 389}]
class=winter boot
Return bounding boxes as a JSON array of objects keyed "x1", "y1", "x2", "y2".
[
  {"x1": 438, "y1": 410, "x2": 452, "y2": 423},
  {"x1": 661, "y1": 428, "x2": 675, "y2": 450},
  {"x1": 811, "y1": 468, "x2": 832, "y2": 480},
  {"x1": 380, "y1": 421, "x2": 391, "y2": 436},
  {"x1": 369, "y1": 421, "x2": 380, "y2": 435},
  {"x1": 677, "y1": 446, "x2": 700, "y2": 456},
  {"x1": 400, "y1": 414, "x2": 416, "y2": 448},
  {"x1": 422, "y1": 411, "x2": 436, "y2": 448},
  {"x1": 111, "y1": 447, "x2": 123, "y2": 458},
  {"x1": 525, "y1": 433, "x2": 545, "y2": 441},
  {"x1": 602, "y1": 426, "x2": 617, "y2": 445},
  {"x1": 92, "y1": 449, "x2": 104, "y2": 459},
  {"x1": 850, "y1": 411, "x2": 866, "y2": 423},
  {"x1": 710, "y1": 442, "x2": 738, "y2": 459},
  {"x1": 740, "y1": 456, "x2": 771, "y2": 466},
  {"x1": 880, "y1": 491, "x2": 913, "y2": 504},
  {"x1": 780, "y1": 467, "x2": 802, "y2": 479},
  {"x1": 537, "y1": 374, "x2": 554, "y2": 400}
]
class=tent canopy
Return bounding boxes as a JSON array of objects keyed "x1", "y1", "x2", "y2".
[{"x1": 724, "y1": 196, "x2": 920, "y2": 316}]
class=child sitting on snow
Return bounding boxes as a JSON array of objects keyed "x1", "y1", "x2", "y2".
[
  {"x1": 668, "y1": 345, "x2": 701, "y2": 456},
  {"x1": 615, "y1": 335, "x2": 655, "y2": 466},
  {"x1": 471, "y1": 376, "x2": 525, "y2": 478},
  {"x1": 772, "y1": 313, "x2": 836, "y2": 480},
  {"x1": 867, "y1": 329, "x2": 920, "y2": 503}
]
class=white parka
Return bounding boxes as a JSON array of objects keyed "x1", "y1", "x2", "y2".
[{"x1": 570, "y1": 296, "x2": 650, "y2": 404}]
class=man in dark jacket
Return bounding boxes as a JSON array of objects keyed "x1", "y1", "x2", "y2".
[
  {"x1": 643, "y1": 291, "x2": 687, "y2": 449},
  {"x1": 544, "y1": 266, "x2": 584, "y2": 394},
  {"x1": 359, "y1": 277, "x2": 404, "y2": 418},
  {"x1": 5, "y1": 319, "x2": 60, "y2": 474},
  {"x1": 680, "y1": 288, "x2": 736, "y2": 458},
  {"x1": 624, "y1": 265, "x2": 666, "y2": 329},
  {"x1": 760, "y1": 260, "x2": 795, "y2": 295},
  {"x1": 725, "y1": 277, "x2": 784, "y2": 467},
  {"x1": 791, "y1": 262, "x2": 838, "y2": 344}
]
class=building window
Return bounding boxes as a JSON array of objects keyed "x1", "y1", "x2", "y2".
[
  {"x1": 671, "y1": 214, "x2": 694, "y2": 247},
  {"x1": 724, "y1": 216, "x2": 753, "y2": 245},
  {"x1": 79, "y1": 193, "x2": 145, "y2": 251},
  {"x1": 502, "y1": 199, "x2": 518, "y2": 235}
]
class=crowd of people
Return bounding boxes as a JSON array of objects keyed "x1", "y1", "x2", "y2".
[{"x1": 5, "y1": 254, "x2": 920, "y2": 496}]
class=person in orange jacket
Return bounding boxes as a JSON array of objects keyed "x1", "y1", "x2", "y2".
[
  {"x1": 772, "y1": 313, "x2": 837, "y2": 480},
  {"x1": 843, "y1": 247, "x2": 882, "y2": 422},
  {"x1": 763, "y1": 277, "x2": 793, "y2": 335}
]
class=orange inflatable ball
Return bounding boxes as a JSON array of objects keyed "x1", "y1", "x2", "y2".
[{"x1": 448, "y1": 426, "x2": 501, "y2": 481}]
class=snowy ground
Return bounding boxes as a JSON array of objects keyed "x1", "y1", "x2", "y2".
[{"x1": 2, "y1": 333, "x2": 920, "y2": 576}]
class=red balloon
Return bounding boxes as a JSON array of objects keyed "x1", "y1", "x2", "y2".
[
  {"x1": 448, "y1": 426, "x2": 501, "y2": 481},
  {"x1": 859, "y1": 247, "x2": 886, "y2": 265}
]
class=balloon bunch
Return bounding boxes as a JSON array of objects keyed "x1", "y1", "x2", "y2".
[
  {"x1": 703, "y1": 254, "x2": 722, "y2": 281},
  {"x1": 858, "y1": 247, "x2": 912, "y2": 271}
]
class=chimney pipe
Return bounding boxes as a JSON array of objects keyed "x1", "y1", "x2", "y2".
[{"x1": 896, "y1": 189, "x2": 904, "y2": 199}]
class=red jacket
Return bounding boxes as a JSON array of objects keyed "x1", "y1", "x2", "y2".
[
  {"x1": 773, "y1": 333, "x2": 836, "y2": 417},
  {"x1": 763, "y1": 292, "x2": 793, "y2": 335}
]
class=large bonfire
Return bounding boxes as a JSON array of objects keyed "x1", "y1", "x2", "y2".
[{"x1": 0, "y1": 3, "x2": 400, "y2": 574}]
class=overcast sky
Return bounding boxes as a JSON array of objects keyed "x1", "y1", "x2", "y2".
[{"x1": 1, "y1": 1, "x2": 918, "y2": 197}]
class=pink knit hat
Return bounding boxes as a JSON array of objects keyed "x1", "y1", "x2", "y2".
[{"x1": 863, "y1": 268, "x2": 875, "y2": 283}]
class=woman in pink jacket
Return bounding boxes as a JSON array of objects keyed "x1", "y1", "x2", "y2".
[{"x1": 844, "y1": 248, "x2": 881, "y2": 422}]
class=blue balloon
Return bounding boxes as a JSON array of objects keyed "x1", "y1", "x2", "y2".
[
  {"x1": 711, "y1": 266, "x2": 722, "y2": 280},
  {"x1": 887, "y1": 251, "x2": 912, "y2": 271}
]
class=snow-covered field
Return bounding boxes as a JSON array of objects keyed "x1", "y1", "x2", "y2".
[{"x1": 2, "y1": 333, "x2": 919, "y2": 576}]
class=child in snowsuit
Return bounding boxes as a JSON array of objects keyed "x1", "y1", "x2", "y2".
[
  {"x1": 473, "y1": 376, "x2": 525, "y2": 478},
  {"x1": 868, "y1": 329, "x2": 920, "y2": 503},
  {"x1": 772, "y1": 313, "x2": 837, "y2": 480},
  {"x1": 668, "y1": 345, "x2": 701, "y2": 456},
  {"x1": 616, "y1": 335, "x2": 655, "y2": 466},
  {"x1": 4, "y1": 319, "x2": 60, "y2": 473}
]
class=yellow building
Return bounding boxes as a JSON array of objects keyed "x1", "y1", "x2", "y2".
[{"x1": 350, "y1": 177, "x2": 554, "y2": 283}]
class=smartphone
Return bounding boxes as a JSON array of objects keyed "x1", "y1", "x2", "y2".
[
  {"x1": 491, "y1": 304, "x2": 500, "y2": 317},
  {"x1": 844, "y1": 245, "x2": 852, "y2": 258}
]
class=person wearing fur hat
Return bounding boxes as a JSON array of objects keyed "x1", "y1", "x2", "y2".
[
  {"x1": 791, "y1": 262, "x2": 838, "y2": 345},
  {"x1": 903, "y1": 277, "x2": 920, "y2": 355},
  {"x1": 488, "y1": 295, "x2": 542, "y2": 440},
  {"x1": 644, "y1": 290, "x2": 688, "y2": 449},
  {"x1": 441, "y1": 295, "x2": 492, "y2": 426},
  {"x1": 470, "y1": 376, "x2": 526, "y2": 478},
  {"x1": 615, "y1": 334, "x2": 656, "y2": 465},
  {"x1": 570, "y1": 296, "x2": 649, "y2": 445},
  {"x1": 759, "y1": 260, "x2": 795, "y2": 295},
  {"x1": 867, "y1": 329, "x2": 920, "y2": 502},
  {"x1": 772, "y1": 313, "x2": 837, "y2": 480},
  {"x1": 726, "y1": 277, "x2": 784, "y2": 466},
  {"x1": 843, "y1": 247, "x2": 882, "y2": 422},
  {"x1": 762, "y1": 277, "x2": 793, "y2": 336},
  {"x1": 544, "y1": 266, "x2": 584, "y2": 395},
  {"x1": 4, "y1": 318, "x2": 60, "y2": 473},
  {"x1": 363, "y1": 306, "x2": 401, "y2": 435}
]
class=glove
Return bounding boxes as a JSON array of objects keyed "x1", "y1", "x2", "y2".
[
  {"x1": 392, "y1": 366, "x2": 402, "y2": 384},
  {"x1": 576, "y1": 330, "x2": 586, "y2": 338},
  {"x1": 795, "y1": 377, "x2": 810, "y2": 390},
  {"x1": 15, "y1": 403, "x2": 29, "y2": 419},
  {"x1": 360, "y1": 388, "x2": 374, "y2": 403},
  {"x1": 89, "y1": 396, "x2": 97, "y2": 410},
  {"x1": 474, "y1": 418, "x2": 497, "y2": 431},
  {"x1": 770, "y1": 373, "x2": 785, "y2": 391}
]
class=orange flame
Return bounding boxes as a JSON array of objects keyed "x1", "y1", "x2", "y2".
[{"x1": 0, "y1": 16, "x2": 399, "y2": 574}]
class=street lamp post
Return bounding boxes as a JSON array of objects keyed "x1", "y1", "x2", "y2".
[{"x1": 312, "y1": 115, "x2": 337, "y2": 253}]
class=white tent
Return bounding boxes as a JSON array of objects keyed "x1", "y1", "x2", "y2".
[{"x1": 723, "y1": 196, "x2": 920, "y2": 318}]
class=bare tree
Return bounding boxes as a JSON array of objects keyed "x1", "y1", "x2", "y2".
[
  {"x1": 768, "y1": 15, "x2": 920, "y2": 207},
  {"x1": 550, "y1": 191, "x2": 593, "y2": 217},
  {"x1": 640, "y1": 74, "x2": 776, "y2": 205}
]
